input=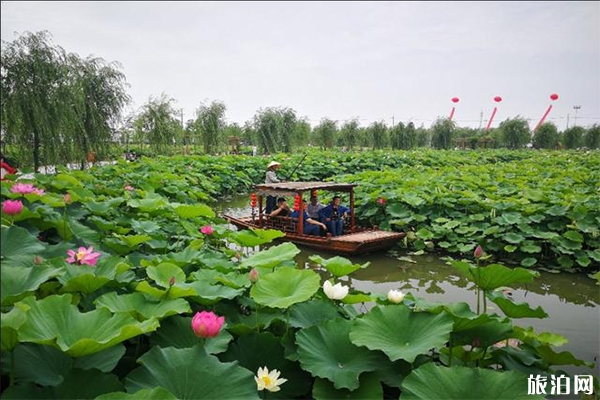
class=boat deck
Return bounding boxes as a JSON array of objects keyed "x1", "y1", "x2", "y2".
[{"x1": 330, "y1": 230, "x2": 404, "y2": 243}]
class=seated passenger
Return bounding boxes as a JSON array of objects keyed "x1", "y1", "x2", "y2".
[
  {"x1": 307, "y1": 195, "x2": 324, "y2": 220},
  {"x1": 318, "y1": 196, "x2": 350, "y2": 236},
  {"x1": 269, "y1": 197, "x2": 290, "y2": 217},
  {"x1": 291, "y1": 200, "x2": 327, "y2": 236}
]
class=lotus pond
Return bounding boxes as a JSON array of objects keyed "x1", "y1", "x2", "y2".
[{"x1": 1, "y1": 149, "x2": 598, "y2": 399}]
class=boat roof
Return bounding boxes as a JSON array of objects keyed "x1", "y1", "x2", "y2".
[{"x1": 254, "y1": 181, "x2": 357, "y2": 196}]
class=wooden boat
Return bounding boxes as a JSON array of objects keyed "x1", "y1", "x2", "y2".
[{"x1": 223, "y1": 182, "x2": 405, "y2": 255}]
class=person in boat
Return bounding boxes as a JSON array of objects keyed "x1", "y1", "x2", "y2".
[
  {"x1": 291, "y1": 200, "x2": 327, "y2": 236},
  {"x1": 265, "y1": 161, "x2": 282, "y2": 214},
  {"x1": 1, "y1": 153, "x2": 17, "y2": 180},
  {"x1": 319, "y1": 196, "x2": 349, "y2": 237},
  {"x1": 269, "y1": 197, "x2": 290, "y2": 217},
  {"x1": 307, "y1": 195, "x2": 324, "y2": 220}
]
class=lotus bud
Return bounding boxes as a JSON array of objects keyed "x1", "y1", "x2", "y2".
[
  {"x1": 169, "y1": 276, "x2": 176, "y2": 287},
  {"x1": 63, "y1": 193, "x2": 72, "y2": 204},
  {"x1": 33, "y1": 255, "x2": 44, "y2": 265},
  {"x1": 387, "y1": 289, "x2": 405, "y2": 304},
  {"x1": 191, "y1": 311, "x2": 225, "y2": 338},
  {"x1": 249, "y1": 268, "x2": 259, "y2": 283},
  {"x1": 200, "y1": 225, "x2": 214, "y2": 235},
  {"x1": 2, "y1": 199, "x2": 23, "y2": 215},
  {"x1": 474, "y1": 245, "x2": 484, "y2": 259}
]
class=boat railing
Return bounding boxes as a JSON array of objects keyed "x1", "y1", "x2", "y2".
[{"x1": 263, "y1": 215, "x2": 299, "y2": 234}]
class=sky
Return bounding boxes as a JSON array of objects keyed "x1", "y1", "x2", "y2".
[{"x1": 2, "y1": 1, "x2": 599, "y2": 130}]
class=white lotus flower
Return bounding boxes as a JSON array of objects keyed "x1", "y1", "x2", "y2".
[
  {"x1": 323, "y1": 280, "x2": 349, "y2": 300},
  {"x1": 387, "y1": 289, "x2": 405, "y2": 304},
  {"x1": 255, "y1": 366, "x2": 288, "y2": 392}
]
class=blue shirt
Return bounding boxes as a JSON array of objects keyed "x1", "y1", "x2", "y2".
[{"x1": 319, "y1": 204, "x2": 350, "y2": 220}]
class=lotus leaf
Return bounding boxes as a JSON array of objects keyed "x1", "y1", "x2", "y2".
[
  {"x1": 401, "y1": 363, "x2": 543, "y2": 399},
  {"x1": 312, "y1": 373, "x2": 383, "y2": 400},
  {"x1": 349, "y1": 305, "x2": 453, "y2": 363},
  {"x1": 486, "y1": 291, "x2": 548, "y2": 319},
  {"x1": 240, "y1": 242, "x2": 301, "y2": 269},
  {"x1": 308, "y1": 255, "x2": 370, "y2": 277},
  {"x1": 451, "y1": 261, "x2": 538, "y2": 291},
  {"x1": 16, "y1": 294, "x2": 159, "y2": 357},
  {"x1": 125, "y1": 346, "x2": 259, "y2": 399},
  {"x1": 98, "y1": 387, "x2": 177, "y2": 400},
  {"x1": 296, "y1": 318, "x2": 388, "y2": 390},
  {"x1": 1, "y1": 225, "x2": 46, "y2": 262},
  {"x1": 95, "y1": 292, "x2": 191, "y2": 320},
  {"x1": 149, "y1": 316, "x2": 232, "y2": 354},
  {"x1": 251, "y1": 267, "x2": 320, "y2": 309},
  {"x1": 1, "y1": 265, "x2": 63, "y2": 306}
]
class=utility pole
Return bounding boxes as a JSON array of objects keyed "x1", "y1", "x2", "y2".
[
  {"x1": 180, "y1": 108, "x2": 184, "y2": 128},
  {"x1": 391, "y1": 115, "x2": 395, "y2": 128},
  {"x1": 479, "y1": 111, "x2": 483, "y2": 130},
  {"x1": 566, "y1": 113, "x2": 570, "y2": 130},
  {"x1": 573, "y1": 105, "x2": 581, "y2": 127}
]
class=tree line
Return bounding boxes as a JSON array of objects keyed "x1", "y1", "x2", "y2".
[{"x1": 2, "y1": 31, "x2": 599, "y2": 170}]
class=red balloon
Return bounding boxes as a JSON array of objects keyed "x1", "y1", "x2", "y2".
[
  {"x1": 451, "y1": 97, "x2": 460, "y2": 103},
  {"x1": 550, "y1": 93, "x2": 559, "y2": 101},
  {"x1": 494, "y1": 96, "x2": 502, "y2": 102}
]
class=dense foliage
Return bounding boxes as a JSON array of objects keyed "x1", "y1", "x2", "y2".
[{"x1": 1, "y1": 150, "x2": 597, "y2": 398}]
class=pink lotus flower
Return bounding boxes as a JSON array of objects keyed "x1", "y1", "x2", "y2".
[
  {"x1": 377, "y1": 197, "x2": 387, "y2": 205},
  {"x1": 124, "y1": 185, "x2": 134, "y2": 191},
  {"x1": 249, "y1": 268, "x2": 259, "y2": 283},
  {"x1": 32, "y1": 188, "x2": 45, "y2": 195},
  {"x1": 10, "y1": 183, "x2": 36, "y2": 194},
  {"x1": 474, "y1": 245, "x2": 484, "y2": 259},
  {"x1": 63, "y1": 193, "x2": 72, "y2": 204},
  {"x1": 200, "y1": 225, "x2": 214, "y2": 235},
  {"x1": 66, "y1": 246, "x2": 101, "y2": 266},
  {"x1": 191, "y1": 311, "x2": 225, "y2": 338},
  {"x1": 2, "y1": 199, "x2": 23, "y2": 215}
]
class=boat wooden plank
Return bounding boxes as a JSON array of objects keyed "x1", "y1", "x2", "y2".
[{"x1": 329, "y1": 231, "x2": 404, "y2": 243}]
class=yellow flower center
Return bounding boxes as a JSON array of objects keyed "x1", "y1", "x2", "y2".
[
  {"x1": 76, "y1": 250, "x2": 87, "y2": 261},
  {"x1": 261, "y1": 376, "x2": 272, "y2": 387}
]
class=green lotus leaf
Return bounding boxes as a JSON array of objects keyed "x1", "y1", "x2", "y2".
[
  {"x1": 135, "y1": 281, "x2": 197, "y2": 299},
  {"x1": 146, "y1": 262, "x2": 186, "y2": 288},
  {"x1": 162, "y1": 247, "x2": 203, "y2": 267},
  {"x1": 296, "y1": 318, "x2": 388, "y2": 390},
  {"x1": 220, "y1": 332, "x2": 312, "y2": 398},
  {"x1": 188, "y1": 280, "x2": 245, "y2": 304},
  {"x1": 1, "y1": 265, "x2": 63, "y2": 306},
  {"x1": 197, "y1": 248, "x2": 236, "y2": 269},
  {"x1": 547, "y1": 205, "x2": 568, "y2": 216},
  {"x1": 342, "y1": 292, "x2": 374, "y2": 304},
  {"x1": 117, "y1": 234, "x2": 153, "y2": 248},
  {"x1": 451, "y1": 261, "x2": 539, "y2": 291},
  {"x1": 401, "y1": 363, "x2": 543, "y2": 399},
  {"x1": 496, "y1": 212, "x2": 522, "y2": 225},
  {"x1": 1, "y1": 225, "x2": 46, "y2": 262},
  {"x1": 349, "y1": 305, "x2": 453, "y2": 363},
  {"x1": 1, "y1": 305, "x2": 27, "y2": 351},
  {"x1": 131, "y1": 219, "x2": 162, "y2": 234},
  {"x1": 85, "y1": 198, "x2": 124, "y2": 216},
  {"x1": 416, "y1": 228, "x2": 433, "y2": 240},
  {"x1": 149, "y1": 316, "x2": 232, "y2": 354},
  {"x1": 451, "y1": 317, "x2": 513, "y2": 348},
  {"x1": 127, "y1": 196, "x2": 168, "y2": 213},
  {"x1": 17, "y1": 294, "x2": 159, "y2": 357},
  {"x1": 576, "y1": 255, "x2": 591, "y2": 267},
  {"x1": 312, "y1": 373, "x2": 383, "y2": 400},
  {"x1": 191, "y1": 269, "x2": 250, "y2": 289},
  {"x1": 521, "y1": 257, "x2": 537, "y2": 267},
  {"x1": 69, "y1": 219, "x2": 102, "y2": 244},
  {"x1": 11, "y1": 342, "x2": 125, "y2": 387},
  {"x1": 503, "y1": 245, "x2": 517, "y2": 253},
  {"x1": 240, "y1": 242, "x2": 301, "y2": 269},
  {"x1": 488, "y1": 292, "x2": 548, "y2": 319},
  {"x1": 95, "y1": 292, "x2": 191, "y2": 320},
  {"x1": 557, "y1": 255, "x2": 574, "y2": 268},
  {"x1": 250, "y1": 267, "x2": 320, "y2": 309},
  {"x1": 174, "y1": 203, "x2": 215, "y2": 218},
  {"x1": 229, "y1": 228, "x2": 284, "y2": 247},
  {"x1": 520, "y1": 243, "x2": 542, "y2": 253},
  {"x1": 98, "y1": 387, "x2": 178, "y2": 400},
  {"x1": 58, "y1": 259, "x2": 118, "y2": 294},
  {"x1": 308, "y1": 255, "x2": 370, "y2": 277},
  {"x1": 514, "y1": 326, "x2": 569, "y2": 347},
  {"x1": 535, "y1": 345, "x2": 590, "y2": 367},
  {"x1": 289, "y1": 299, "x2": 340, "y2": 329},
  {"x1": 125, "y1": 346, "x2": 260, "y2": 399},
  {"x1": 2, "y1": 368, "x2": 124, "y2": 399},
  {"x1": 532, "y1": 230, "x2": 559, "y2": 240},
  {"x1": 503, "y1": 232, "x2": 525, "y2": 244}
]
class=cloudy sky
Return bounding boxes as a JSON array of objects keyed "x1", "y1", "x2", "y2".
[{"x1": 2, "y1": 1, "x2": 599, "y2": 130}]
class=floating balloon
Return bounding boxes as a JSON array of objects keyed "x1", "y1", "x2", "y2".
[
  {"x1": 451, "y1": 97, "x2": 460, "y2": 103},
  {"x1": 550, "y1": 93, "x2": 559, "y2": 101},
  {"x1": 494, "y1": 96, "x2": 502, "y2": 103}
]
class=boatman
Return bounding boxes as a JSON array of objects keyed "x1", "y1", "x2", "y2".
[{"x1": 265, "y1": 161, "x2": 282, "y2": 214}]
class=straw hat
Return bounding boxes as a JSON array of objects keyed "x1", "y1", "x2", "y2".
[{"x1": 267, "y1": 161, "x2": 281, "y2": 169}]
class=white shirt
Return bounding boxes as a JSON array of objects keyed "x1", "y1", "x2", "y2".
[{"x1": 265, "y1": 170, "x2": 280, "y2": 183}]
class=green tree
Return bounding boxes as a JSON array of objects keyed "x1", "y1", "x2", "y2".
[
  {"x1": 196, "y1": 101, "x2": 227, "y2": 154},
  {"x1": 498, "y1": 117, "x2": 530, "y2": 149},
  {"x1": 584, "y1": 124, "x2": 600, "y2": 149},
  {"x1": 369, "y1": 121, "x2": 388, "y2": 149},
  {"x1": 389, "y1": 122, "x2": 405, "y2": 150},
  {"x1": 312, "y1": 118, "x2": 337, "y2": 149},
  {"x1": 416, "y1": 124, "x2": 430, "y2": 148},
  {"x1": 562, "y1": 126, "x2": 585, "y2": 149},
  {"x1": 430, "y1": 118, "x2": 455, "y2": 149},
  {"x1": 339, "y1": 120, "x2": 360, "y2": 149},
  {"x1": 134, "y1": 94, "x2": 181, "y2": 155},
  {"x1": 532, "y1": 122, "x2": 559, "y2": 149},
  {"x1": 1, "y1": 30, "x2": 129, "y2": 171},
  {"x1": 293, "y1": 119, "x2": 312, "y2": 148}
]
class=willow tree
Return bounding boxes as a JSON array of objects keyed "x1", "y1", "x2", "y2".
[
  {"x1": 134, "y1": 94, "x2": 181, "y2": 155},
  {"x1": 430, "y1": 118, "x2": 455, "y2": 149},
  {"x1": 369, "y1": 121, "x2": 388, "y2": 149},
  {"x1": 1, "y1": 31, "x2": 129, "y2": 171},
  {"x1": 312, "y1": 118, "x2": 337, "y2": 149},
  {"x1": 196, "y1": 100, "x2": 226, "y2": 154},
  {"x1": 498, "y1": 117, "x2": 530, "y2": 149},
  {"x1": 532, "y1": 122, "x2": 559, "y2": 149},
  {"x1": 340, "y1": 120, "x2": 359, "y2": 150},
  {"x1": 252, "y1": 107, "x2": 299, "y2": 154}
]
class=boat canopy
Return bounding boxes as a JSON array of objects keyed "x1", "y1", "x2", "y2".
[{"x1": 254, "y1": 181, "x2": 357, "y2": 197}]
